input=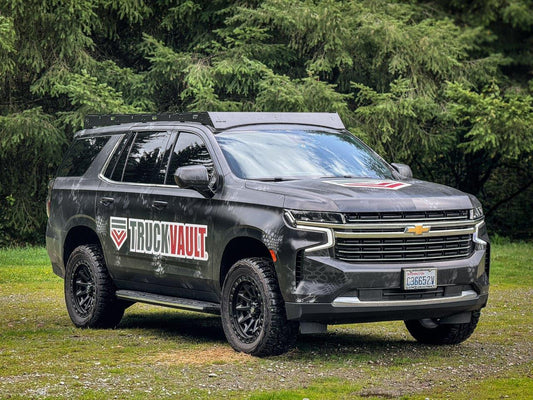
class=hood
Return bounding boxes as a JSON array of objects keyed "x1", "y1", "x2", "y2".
[{"x1": 244, "y1": 178, "x2": 475, "y2": 213}]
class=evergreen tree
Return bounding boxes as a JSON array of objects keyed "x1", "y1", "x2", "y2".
[{"x1": 0, "y1": 0, "x2": 531, "y2": 243}]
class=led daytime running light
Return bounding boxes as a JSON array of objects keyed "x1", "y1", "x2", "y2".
[
  {"x1": 286, "y1": 210, "x2": 344, "y2": 224},
  {"x1": 470, "y1": 206, "x2": 484, "y2": 220}
]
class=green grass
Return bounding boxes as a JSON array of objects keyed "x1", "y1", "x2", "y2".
[
  {"x1": 414, "y1": 373, "x2": 533, "y2": 400},
  {"x1": 490, "y1": 241, "x2": 533, "y2": 287},
  {"x1": 0, "y1": 244, "x2": 532, "y2": 399}
]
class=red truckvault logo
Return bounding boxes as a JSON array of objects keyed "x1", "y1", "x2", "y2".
[
  {"x1": 110, "y1": 217, "x2": 128, "y2": 250},
  {"x1": 323, "y1": 180, "x2": 411, "y2": 190},
  {"x1": 108, "y1": 216, "x2": 209, "y2": 260}
]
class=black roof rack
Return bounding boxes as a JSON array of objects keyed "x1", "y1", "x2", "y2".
[
  {"x1": 84, "y1": 112, "x2": 345, "y2": 130},
  {"x1": 84, "y1": 113, "x2": 212, "y2": 129}
]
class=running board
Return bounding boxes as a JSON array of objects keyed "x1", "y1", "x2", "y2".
[{"x1": 115, "y1": 290, "x2": 220, "y2": 315}]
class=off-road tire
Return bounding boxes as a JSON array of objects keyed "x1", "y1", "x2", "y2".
[
  {"x1": 404, "y1": 311, "x2": 481, "y2": 345},
  {"x1": 64, "y1": 244, "x2": 125, "y2": 328},
  {"x1": 221, "y1": 257, "x2": 298, "y2": 356}
]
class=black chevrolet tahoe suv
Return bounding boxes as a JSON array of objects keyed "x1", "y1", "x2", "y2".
[{"x1": 46, "y1": 112, "x2": 490, "y2": 356}]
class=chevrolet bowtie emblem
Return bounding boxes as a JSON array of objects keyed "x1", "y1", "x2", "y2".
[{"x1": 405, "y1": 225, "x2": 431, "y2": 235}]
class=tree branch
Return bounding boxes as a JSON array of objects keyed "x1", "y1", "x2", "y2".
[
  {"x1": 478, "y1": 153, "x2": 501, "y2": 190},
  {"x1": 486, "y1": 178, "x2": 533, "y2": 217}
]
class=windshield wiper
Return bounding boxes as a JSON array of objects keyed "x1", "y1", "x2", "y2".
[
  {"x1": 318, "y1": 175, "x2": 356, "y2": 179},
  {"x1": 250, "y1": 177, "x2": 296, "y2": 182}
]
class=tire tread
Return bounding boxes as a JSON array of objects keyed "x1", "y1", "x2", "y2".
[
  {"x1": 65, "y1": 244, "x2": 124, "y2": 329},
  {"x1": 222, "y1": 257, "x2": 298, "y2": 356}
]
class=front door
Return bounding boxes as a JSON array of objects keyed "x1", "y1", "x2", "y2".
[{"x1": 149, "y1": 131, "x2": 219, "y2": 300}]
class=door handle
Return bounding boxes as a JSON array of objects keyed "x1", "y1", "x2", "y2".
[
  {"x1": 152, "y1": 200, "x2": 168, "y2": 210},
  {"x1": 99, "y1": 197, "x2": 115, "y2": 206}
]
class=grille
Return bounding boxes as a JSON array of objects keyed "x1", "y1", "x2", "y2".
[
  {"x1": 345, "y1": 209, "x2": 469, "y2": 223},
  {"x1": 382, "y1": 287, "x2": 445, "y2": 301},
  {"x1": 333, "y1": 209, "x2": 475, "y2": 263},
  {"x1": 335, "y1": 235, "x2": 474, "y2": 262},
  {"x1": 295, "y1": 209, "x2": 478, "y2": 264},
  {"x1": 295, "y1": 251, "x2": 304, "y2": 284}
]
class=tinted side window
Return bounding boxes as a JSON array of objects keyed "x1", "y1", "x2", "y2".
[
  {"x1": 166, "y1": 132, "x2": 215, "y2": 185},
  {"x1": 122, "y1": 131, "x2": 171, "y2": 184},
  {"x1": 57, "y1": 136, "x2": 110, "y2": 177},
  {"x1": 104, "y1": 134, "x2": 133, "y2": 181}
]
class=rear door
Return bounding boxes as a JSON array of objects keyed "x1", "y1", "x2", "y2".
[
  {"x1": 96, "y1": 129, "x2": 174, "y2": 290},
  {"x1": 48, "y1": 135, "x2": 113, "y2": 272}
]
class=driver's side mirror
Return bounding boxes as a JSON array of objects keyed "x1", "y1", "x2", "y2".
[
  {"x1": 391, "y1": 163, "x2": 413, "y2": 179},
  {"x1": 174, "y1": 165, "x2": 214, "y2": 196}
]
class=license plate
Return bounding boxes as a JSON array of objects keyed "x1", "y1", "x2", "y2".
[{"x1": 403, "y1": 268, "x2": 437, "y2": 290}]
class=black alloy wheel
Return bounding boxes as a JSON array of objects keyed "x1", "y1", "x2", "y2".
[
  {"x1": 230, "y1": 278, "x2": 265, "y2": 343},
  {"x1": 71, "y1": 263, "x2": 96, "y2": 318}
]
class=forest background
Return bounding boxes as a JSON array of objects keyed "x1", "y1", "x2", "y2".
[{"x1": 0, "y1": 0, "x2": 532, "y2": 245}]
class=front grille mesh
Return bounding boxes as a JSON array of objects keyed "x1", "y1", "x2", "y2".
[
  {"x1": 335, "y1": 235, "x2": 473, "y2": 262},
  {"x1": 295, "y1": 251, "x2": 304, "y2": 284},
  {"x1": 382, "y1": 287, "x2": 445, "y2": 301}
]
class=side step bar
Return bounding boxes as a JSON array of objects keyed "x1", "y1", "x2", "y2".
[{"x1": 116, "y1": 290, "x2": 220, "y2": 315}]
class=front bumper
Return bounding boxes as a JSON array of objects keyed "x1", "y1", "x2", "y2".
[
  {"x1": 286, "y1": 291, "x2": 488, "y2": 323},
  {"x1": 283, "y1": 244, "x2": 490, "y2": 323}
]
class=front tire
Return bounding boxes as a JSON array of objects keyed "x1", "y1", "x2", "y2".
[
  {"x1": 221, "y1": 258, "x2": 298, "y2": 356},
  {"x1": 64, "y1": 244, "x2": 125, "y2": 328},
  {"x1": 404, "y1": 311, "x2": 481, "y2": 345}
]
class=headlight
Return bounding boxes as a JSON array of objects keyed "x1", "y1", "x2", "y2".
[
  {"x1": 470, "y1": 206, "x2": 484, "y2": 220},
  {"x1": 284, "y1": 210, "x2": 336, "y2": 252},
  {"x1": 285, "y1": 210, "x2": 344, "y2": 226}
]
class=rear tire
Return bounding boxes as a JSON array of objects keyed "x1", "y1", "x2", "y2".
[
  {"x1": 64, "y1": 245, "x2": 125, "y2": 328},
  {"x1": 221, "y1": 257, "x2": 298, "y2": 356},
  {"x1": 404, "y1": 311, "x2": 481, "y2": 345}
]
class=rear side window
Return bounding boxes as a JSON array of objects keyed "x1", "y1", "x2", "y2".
[
  {"x1": 112, "y1": 131, "x2": 171, "y2": 184},
  {"x1": 57, "y1": 136, "x2": 110, "y2": 177},
  {"x1": 104, "y1": 134, "x2": 133, "y2": 181}
]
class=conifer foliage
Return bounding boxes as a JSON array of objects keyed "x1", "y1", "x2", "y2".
[{"x1": 0, "y1": 0, "x2": 531, "y2": 243}]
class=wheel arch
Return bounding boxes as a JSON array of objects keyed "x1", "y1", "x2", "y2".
[
  {"x1": 63, "y1": 225, "x2": 103, "y2": 273},
  {"x1": 218, "y1": 235, "x2": 272, "y2": 289}
]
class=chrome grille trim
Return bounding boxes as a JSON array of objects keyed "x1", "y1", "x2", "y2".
[
  {"x1": 335, "y1": 227, "x2": 475, "y2": 239},
  {"x1": 335, "y1": 238, "x2": 469, "y2": 246},
  {"x1": 297, "y1": 219, "x2": 480, "y2": 230}
]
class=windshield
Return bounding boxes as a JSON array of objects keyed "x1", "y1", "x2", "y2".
[{"x1": 215, "y1": 128, "x2": 394, "y2": 180}]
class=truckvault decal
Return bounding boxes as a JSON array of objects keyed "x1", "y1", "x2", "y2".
[
  {"x1": 110, "y1": 217, "x2": 208, "y2": 260},
  {"x1": 323, "y1": 179, "x2": 411, "y2": 190}
]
